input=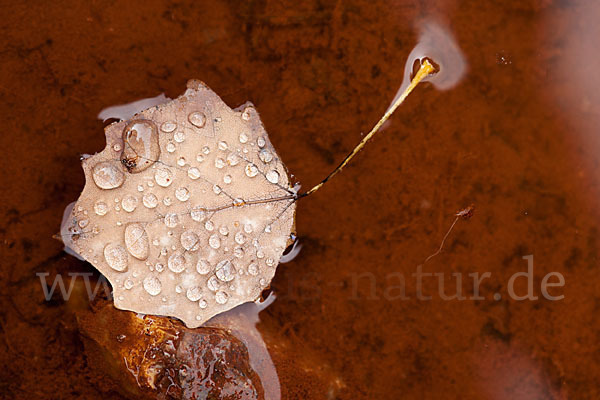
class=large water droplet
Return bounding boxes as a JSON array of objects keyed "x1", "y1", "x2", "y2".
[
  {"x1": 120, "y1": 120, "x2": 160, "y2": 173},
  {"x1": 124, "y1": 223, "x2": 149, "y2": 260},
  {"x1": 92, "y1": 162, "x2": 125, "y2": 190},
  {"x1": 104, "y1": 243, "x2": 128, "y2": 271}
]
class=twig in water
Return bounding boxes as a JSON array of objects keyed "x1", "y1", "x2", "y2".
[{"x1": 423, "y1": 204, "x2": 475, "y2": 264}]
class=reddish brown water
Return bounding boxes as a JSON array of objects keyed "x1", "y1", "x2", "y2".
[{"x1": 2, "y1": 0, "x2": 600, "y2": 399}]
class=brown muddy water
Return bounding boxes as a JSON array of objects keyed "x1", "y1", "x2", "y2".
[{"x1": 1, "y1": 0, "x2": 600, "y2": 399}]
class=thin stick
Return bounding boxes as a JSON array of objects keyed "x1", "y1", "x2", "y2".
[
  {"x1": 298, "y1": 59, "x2": 437, "y2": 199},
  {"x1": 423, "y1": 204, "x2": 475, "y2": 264}
]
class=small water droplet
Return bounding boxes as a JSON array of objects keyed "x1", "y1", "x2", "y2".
[
  {"x1": 155, "y1": 263, "x2": 164, "y2": 272},
  {"x1": 188, "y1": 167, "x2": 201, "y2": 180},
  {"x1": 245, "y1": 163, "x2": 258, "y2": 177},
  {"x1": 265, "y1": 258, "x2": 275, "y2": 267},
  {"x1": 215, "y1": 260, "x2": 235, "y2": 282},
  {"x1": 204, "y1": 220, "x2": 214, "y2": 231},
  {"x1": 174, "y1": 131, "x2": 185, "y2": 143},
  {"x1": 161, "y1": 121, "x2": 177, "y2": 133},
  {"x1": 124, "y1": 279, "x2": 134, "y2": 289},
  {"x1": 209, "y1": 234, "x2": 221, "y2": 249},
  {"x1": 168, "y1": 253, "x2": 186, "y2": 273},
  {"x1": 266, "y1": 170, "x2": 280, "y2": 184},
  {"x1": 239, "y1": 132, "x2": 249, "y2": 143},
  {"x1": 219, "y1": 225, "x2": 229, "y2": 236},
  {"x1": 93, "y1": 162, "x2": 125, "y2": 190},
  {"x1": 181, "y1": 230, "x2": 200, "y2": 251},
  {"x1": 199, "y1": 299, "x2": 208, "y2": 309},
  {"x1": 223, "y1": 174, "x2": 232, "y2": 184},
  {"x1": 218, "y1": 141, "x2": 228, "y2": 151},
  {"x1": 248, "y1": 262, "x2": 259, "y2": 276},
  {"x1": 186, "y1": 286, "x2": 202, "y2": 301},
  {"x1": 177, "y1": 157, "x2": 186, "y2": 167},
  {"x1": 215, "y1": 290, "x2": 229, "y2": 304},
  {"x1": 244, "y1": 224, "x2": 253, "y2": 233},
  {"x1": 196, "y1": 259, "x2": 211, "y2": 275},
  {"x1": 121, "y1": 195, "x2": 138, "y2": 212},
  {"x1": 196, "y1": 154, "x2": 205, "y2": 162},
  {"x1": 164, "y1": 213, "x2": 179, "y2": 228},
  {"x1": 188, "y1": 112, "x2": 206, "y2": 128},
  {"x1": 154, "y1": 168, "x2": 173, "y2": 187},
  {"x1": 175, "y1": 187, "x2": 190, "y2": 202},
  {"x1": 207, "y1": 276, "x2": 219, "y2": 291},
  {"x1": 163, "y1": 196, "x2": 172, "y2": 206},
  {"x1": 143, "y1": 193, "x2": 158, "y2": 208},
  {"x1": 259, "y1": 149, "x2": 273, "y2": 163},
  {"x1": 257, "y1": 137, "x2": 266, "y2": 148},
  {"x1": 241, "y1": 107, "x2": 253, "y2": 121},
  {"x1": 235, "y1": 232, "x2": 246, "y2": 244},
  {"x1": 202, "y1": 146, "x2": 210, "y2": 155},
  {"x1": 94, "y1": 201, "x2": 109, "y2": 216},
  {"x1": 226, "y1": 153, "x2": 239, "y2": 166},
  {"x1": 143, "y1": 275, "x2": 162, "y2": 296},
  {"x1": 191, "y1": 207, "x2": 206, "y2": 222},
  {"x1": 215, "y1": 158, "x2": 225, "y2": 169},
  {"x1": 213, "y1": 185, "x2": 222, "y2": 195},
  {"x1": 166, "y1": 142, "x2": 176, "y2": 153}
]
